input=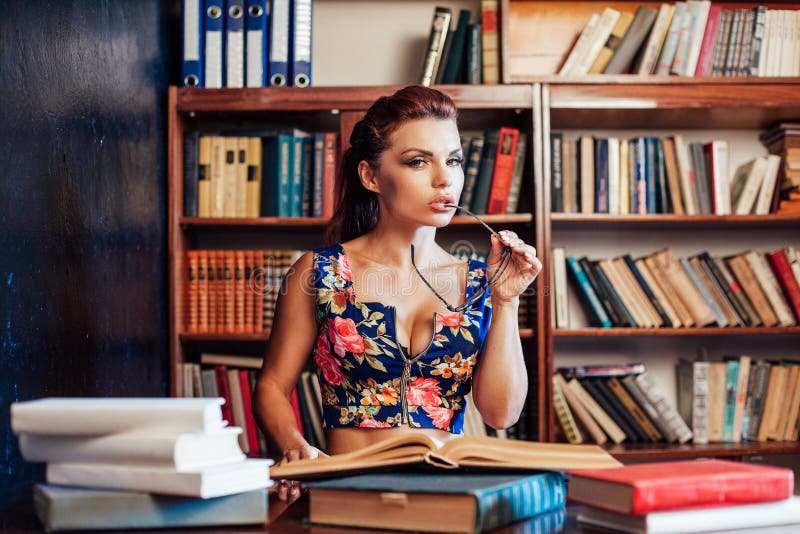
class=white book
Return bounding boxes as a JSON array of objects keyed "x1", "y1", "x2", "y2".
[
  {"x1": 559, "y1": 13, "x2": 600, "y2": 75},
  {"x1": 19, "y1": 427, "x2": 244, "y2": 470},
  {"x1": 754, "y1": 154, "x2": 781, "y2": 214},
  {"x1": 673, "y1": 135, "x2": 698, "y2": 214},
  {"x1": 655, "y1": 2, "x2": 688, "y2": 75},
  {"x1": 200, "y1": 353, "x2": 263, "y2": 369},
  {"x1": 731, "y1": 157, "x2": 767, "y2": 215},
  {"x1": 607, "y1": 137, "x2": 620, "y2": 214},
  {"x1": 757, "y1": 9, "x2": 772, "y2": 76},
  {"x1": 579, "y1": 496, "x2": 800, "y2": 534},
  {"x1": 670, "y1": 1, "x2": 696, "y2": 75},
  {"x1": 684, "y1": 0, "x2": 712, "y2": 75},
  {"x1": 46, "y1": 459, "x2": 272, "y2": 498},
  {"x1": 571, "y1": 8, "x2": 621, "y2": 76},
  {"x1": 11, "y1": 398, "x2": 227, "y2": 435},
  {"x1": 34, "y1": 485, "x2": 267, "y2": 531},
  {"x1": 692, "y1": 361, "x2": 710, "y2": 444},
  {"x1": 552, "y1": 248, "x2": 569, "y2": 329},
  {"x1": 707, "y1": 140, "x2": 730, "y2": 215}
]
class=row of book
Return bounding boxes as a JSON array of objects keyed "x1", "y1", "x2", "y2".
[
  {"x1": 553, "y1": 247, "x2": 800, "y2": 329},
  {"x1": 181, "y1": 0, "x2": 311, "y2": 88},
  {"x1": 420, "y1": 7, "x2": 484, "y2": 85},
  {"x1": 678, "y1": 355, "x2": 800, "y2": 444},
  {"x1": 458, "y1": 128, "x2": 528, "y2": 215},
  {"x1": 550, "y1": 133, "x2": 782, "y2": 216},
  {"x1": 183, "y1": 248, "x2": 303, "y2": 334},
  {"x1": 561, "y1": 2, "x2": 800, "y2": 77},
  {"x1": 553, "y1": 363, "x2": 692, "y2": 445},
  {"x1": 11, "y1": 398, "x2": 270, "y2": 530},
  {"x1": 762, "y1": 122, "x2": 800, "y2": 214},
  {"x1": 183, "y1": 131, "x2": 338, "y2": 218},
  {"x1": 570, "y1": 459, "x2": 800, "y2": 533}
]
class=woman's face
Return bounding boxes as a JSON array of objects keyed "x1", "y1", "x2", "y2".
[{"x1": 367, "y1": 117, "x2": 464, "y2": 227}]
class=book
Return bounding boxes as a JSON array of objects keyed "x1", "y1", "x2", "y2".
[
  {"x1": 568, "y1": 459, "x2": 793, "y2": 515},
  {"x1": 579, "y1": 496, "x2": 800, "y2": 534},
  {"x1": 307, "y1": 471, "x2": 566, "y2": 533},
  {"x1": 33, "y1": 484, "x2": 267, "y2": 531},
  {"x1": 10, "y1": 398, "x2": 227, "y2": 435},
  {"x1": 18, "y1": 428, "x2": 244, "y2": 470},
  {"x1": 46, "y1": 458, "x2": 272, "y2": 498},
  {"x1": 270, "y1": 434, "x2": 620, "y2": 481}
]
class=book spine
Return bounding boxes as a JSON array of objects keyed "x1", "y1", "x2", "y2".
[
  {"x1": 506, "y1": 133, "x2": 527, "y2": 214},
  {"x1": 552, "y1": 377, "x2": 583, "y2": 443},
  {"x1": 565, "y1": 256, "x2": 612, "y2": 328},
  {"x1": 722, "y1": 360, "x2": 740, "y2": 442},
  {"x1": 487, "y1": 127, "x2": 520, "y2": 214},
  {"x1": 621, "y1": 374, "x2": 678, "y2": 443},
  {"x1": 551, "y1": 133, "x2": 563, "y2": 212},
  {"x1": 699, "y1": 252, "x2": 752, "y2": 326},
  {"x1": 692, "y1": 361, "x2": 710, "y2": 444},
  {"x1": 481, "y1": 0, "x2": 500, "y2": 83},
  {"x1": 420, "y1": 7, "x2": 452, "y2": 86},
  {"x1": 475, "y1": 473, "x2": 567, "y2": 532},
  {"x1": 746, "y1": 362, "x2": 771, "y2": 441}
]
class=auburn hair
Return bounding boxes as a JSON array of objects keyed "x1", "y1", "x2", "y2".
[{"x1": 324, "y1": 85, "x2": 458, "y2": 244}]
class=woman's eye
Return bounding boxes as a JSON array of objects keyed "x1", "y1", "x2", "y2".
[
  {"x1": 448, "y1": 156, "x2": 464, "y2": 166},
  {"x1": 406, "y1": 158, "x2": 425, "y2": 168}
]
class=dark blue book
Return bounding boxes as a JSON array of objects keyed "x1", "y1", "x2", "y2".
[
  {"x1": 653, "y1": 137, "x2": 670, "y2": 213},
  {"x1": 594, "y1": 137, "x2": 609, "y2": 213},
  {"x1": 183, "y1": 131, "x2": 200, "y2": 216},
  {"x1": 566, "y1": 256, "x2": 612, "y2": 328},
  {"x1": 645, "y1": 137, "x2": 657, "y2": 213},
  {"x1": 551, "y1": 133, "x2": 564, "y2": 212},
  {"x1": 300, "y1": 136, "x2": 313, "y2": 216},
  {"x1": 586, "y1": 259, "x2": 636, "y2": 327},
  {"x1": 307, "y1": 471, "x2": 566, "y2": 533},
  {"x1": 312, "y1": 133, "x2": 325, "y2": 217},
  {"x1": 260, "y1": 134, "x2": 293, "y2": 217},
  {"x1": 471, "y1": 129, "x2": 499, "y2": 214},
  {"x1": 631, "y1": 137, "x2": 646, "y2": 214},
  {"x1": 622, "y1": 254, "x2": 672, "y2": 326}
]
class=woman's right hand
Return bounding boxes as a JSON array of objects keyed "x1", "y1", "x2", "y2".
[{"x1": 274, "y1": 444, "x2": 328, "y2": 502}]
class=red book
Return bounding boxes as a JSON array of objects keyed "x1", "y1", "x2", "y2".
[
  {"x1": 766, "y1": 248, "x2": 800, "y2": 321},
  {"x1": 238, "y1": 369, "x2": 260, "y2": 455},
  {"x1": 486, "y1": 127, "x2": 519, "y2": 214},
  {"x1": 213, "y1": 365, "x2": 234, "y2": 427},
  {"x1": 694, "y1": 5, "x2": 722, "y2": 77},
  {"x1": 568, "y1": 459, "x2": 793, "y2": 515}
]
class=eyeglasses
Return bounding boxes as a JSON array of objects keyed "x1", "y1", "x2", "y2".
[{"x1": 411, "y1": 204, "x2": 512, "y2": 313}]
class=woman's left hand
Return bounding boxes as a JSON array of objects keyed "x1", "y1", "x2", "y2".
[{"x1": 486, "y1": 230, "x2": 542, "y2": 304}]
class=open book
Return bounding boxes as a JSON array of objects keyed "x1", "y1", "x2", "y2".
[{"x1": 271, "y1": 434, "x2": 621, "y2": 481}]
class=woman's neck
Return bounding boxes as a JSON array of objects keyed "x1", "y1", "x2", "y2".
[{"x1": 361, "y1": 218, "x2": 441, "y2": 269}]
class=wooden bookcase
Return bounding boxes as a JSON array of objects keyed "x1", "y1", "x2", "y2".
[
  {"x1": 167, "y1": 83, "x2": 544, "y2": 439},
  {"x1": 514, "y1": 0, "x2": 800, "y2": 459},
  {"x1": 167, "y1": 0, "x2": 800, "y2": 460}
]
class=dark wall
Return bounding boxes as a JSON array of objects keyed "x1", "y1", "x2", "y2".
[{"x1": 0, "y1": 0, "x2": 171, "y2": 508}]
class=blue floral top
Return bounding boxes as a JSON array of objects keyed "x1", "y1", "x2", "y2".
[{"x1": 311, "y1": 243, "x2": 493, "y2": 434}]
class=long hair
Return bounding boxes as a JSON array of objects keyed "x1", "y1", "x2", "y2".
[{"x1": 325, "y1": 85, "x2": 458, "y2": 244}]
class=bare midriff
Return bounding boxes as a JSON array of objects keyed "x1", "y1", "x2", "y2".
[{"x1": 326, "y1": 424, "x2": 460, "y2": 454}]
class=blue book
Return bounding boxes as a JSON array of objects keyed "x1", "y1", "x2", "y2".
[
  {"x1": 311, "y1": 133, "x2": 325, "y2": 217},
  {"x1": 645, "y1": 137, "x2": 657, "y2": 213},
  {"x1": 632, "y1": 137, "x2": 646, "y2": 214},
  {"x1": 181, "y1": 0, "x2": 204, "y2": 87},
  {"x1": 723, "y1": 359, "x2": 740, "y2": 443},
  {"x1": 680, "y1": 257, "x2": 727, "y2": 326},
  {"x1": 566, "y1": 256, "x2": 612, "y2": 328},
  {"x1": 300, "y1": 136, "x2": 313, "y2": 216},
  {"x1": 183, "y1": 131, "x2": 199, "y2": 216},
  {"x1": 653, "y1": 137, "x2": 670, "y2": 213},
  {"x1": 307, "y1": 472, "x2": 566, "y2": 533},
  {"x1": 245, "y1": 0, "x2": 269, "y2": 87},
  {"x1": 34, "y1": 485, "x2": 267, "y2": 531},
  {"x1": 594, "y1": 137, "x2": 609, "y2": 213},
  {"x1": 261, "y1": 134, "x2": 292, "y2": 216}
]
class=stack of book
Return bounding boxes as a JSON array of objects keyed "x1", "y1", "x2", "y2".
[
  {"x1": 560, "y1": 3, "x2": 800, "y2": 77},
  {"x1": 553, "y1": 246, "x2": 800, "y2": 329},
  {"x1": 678, "y1": 355, "x2": 800, "y2": 444},
  {"x1": 570, "y1": 459, "x2": 800, "y2": 533},
  {"x1": 181, "y1": 0, "x2": 312, "y2": 88},
  {"x1": 550, "y1": 133, "x2": 783, "y2": 216},
  {"x1": 183, "y1": 131, "x2": 338, "y2": 218},
  {"x1": 552, "y1": 363, "x2": 691, "y2": 445},
  {"x1": 10, "y1": 397, "x2": 271, "y2": 531},
  {"x1": 183, "y1": 248, "x2": 304, "y2": 334},
  {"x1": 760, "y1": 122, "x2": 800, "y2": 214}
]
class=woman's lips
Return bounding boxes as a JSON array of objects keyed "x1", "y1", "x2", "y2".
[{"x1": 428, "y1": 201, "x2": 456, "y2": 212}]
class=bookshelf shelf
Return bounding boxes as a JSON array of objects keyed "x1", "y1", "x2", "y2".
[
  {"x1": 180, "y1": 332, "x2": 271, "y2": 342},
  {"x1": 175, "y1": 84, "x2": 534, "y2": 114},
  {"x1": 550, "y1": 213, "x2": 800, "y2": 229},
  {"x1": 553, "y1": 327, "x2": 800, "y2": 337},
  {"x1": 605, "y1": 441, "x2": 800, "y2": 461},
  {"x1": 179, "y1": 213, "x2": 534, "y2": 229},
  {"x1": 546, "y1": 82, "x2": 800, "y2": 129}
]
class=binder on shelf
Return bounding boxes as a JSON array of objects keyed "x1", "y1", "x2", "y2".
[
  {"x1": 269, "y1": 0, "x2": 290, "y2": 86},
  {"x1": 290, "y1": 0, "x2": 312, "y2": 87},
  {"x1": 225, "y1": 0, "x2": 245, "y2": 88},
  {"x1": 245, "y1": 0, "x2": 269, "y2": 87},
  {"x1": 182, "y1": 0, "x2": 204, "y2": 87},
  {"x1": 204, "y1": 0, "x2": 225, "y2": 88}
]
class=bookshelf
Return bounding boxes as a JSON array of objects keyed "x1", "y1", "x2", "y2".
[{"x1": 167, "y1": 83, "x2": 544, "y2": 439}]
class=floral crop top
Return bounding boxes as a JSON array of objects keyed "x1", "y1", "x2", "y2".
[{"x1": 311, "y1": 243, "x2": 493, "y2": 434}]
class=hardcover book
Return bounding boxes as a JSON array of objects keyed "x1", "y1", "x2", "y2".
[{"x1": 568, "y1": 459, "x2": 793, "y2": 515}]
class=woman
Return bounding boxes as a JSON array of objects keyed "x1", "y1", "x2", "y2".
[{"x1": 253, "y1": 85, "x2": 542, "y2": 500}]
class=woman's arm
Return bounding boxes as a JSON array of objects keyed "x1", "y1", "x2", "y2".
[
  {"x1": 252, "y1": 251, "x2": 321, "y2": 458},
  {"x1": 472, "y1": 231, "x2": 542, "y2": 429}
]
